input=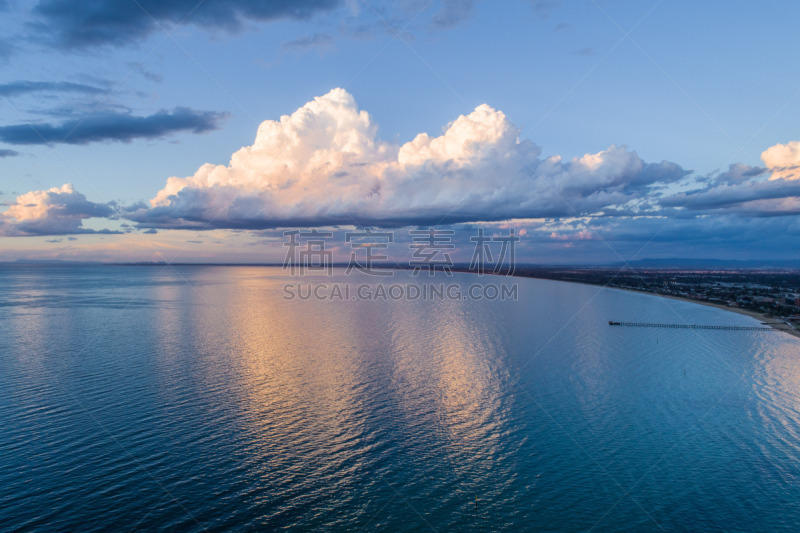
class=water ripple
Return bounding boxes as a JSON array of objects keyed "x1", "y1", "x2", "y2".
[{"x1": 2, "y1": 267, "x2": 800, "y2": 531}]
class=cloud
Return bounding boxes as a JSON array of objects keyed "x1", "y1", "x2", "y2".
[
  {"x1": 505, "y1": 212, "x2": 800, "y2": 263},
  {"x1": 714, "y1": 163, "x2": 766, "y2": 185},
  {"x1": 530, "y1": 0, "x2": 559, "y2": 17},
  {"x1": 126, "y1": 63, "x2": 163, "y2": 83},
  {"x1": 338, "y1": 1, "x2": 480, "y2": 40},
  {"x1": 7, "y1": 88, "x2": 792, "y2": 260},
  {"x1": 660, "y1": 178, "x2": 800, "y2": 216},
  {"x1": 282, "y1": 33, "x2": 334, "y2": 53},
  {"x1": 0, "y1": 183, "x2": 119, "y2": 236},
  {"x1": 0, "y1": 40, "x2": 12, "y2": 61},
  {"x1": 432, "y1": 0, "x2": 474, "y2": 28},
  {"x1": 0, "y1": 148, "x2": 18, "y2": 157},
  {"x1": 656, "y1": 154, "x2": 800, "y2": 217},
  {"x1": 0, "y1": 107, "x2": 227, "y2": 145},
  {"x1": 0, "y1": 81, "x2": 105, "y2": 98},
  {"x1": 32, "y1": 0, "x2": 342, "y2": 49},
  {"x1": 129, "y1": 88, "x2": 688, "y2": 230},
  {"x1": 762, "y1": 140, "x2": 800, "y2": 180}
]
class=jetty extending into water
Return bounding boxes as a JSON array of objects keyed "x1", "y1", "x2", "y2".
[{"x1": 608, "y1": 321, "x2": 783, "y2": 331}]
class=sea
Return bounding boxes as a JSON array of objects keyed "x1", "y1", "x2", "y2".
[{"x1": 1, "y1": 264, "x2": 800, "y2": 531}]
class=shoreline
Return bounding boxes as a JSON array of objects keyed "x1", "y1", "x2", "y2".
[
  {"x1": 507, "y1": 273, "x2": 800, "y2": 340},
  {"x1": 620, "y1": 288, "x2": 800, "y2": 339}
]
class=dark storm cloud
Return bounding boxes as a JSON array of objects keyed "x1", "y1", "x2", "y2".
[
  {"x1": 32, "y1": 0, "x2": 342, "y2": 49},
  {"x1": 0, "y1": 149, "x2": 18, "y2": 157},
  {"x1": 0, "y1": 107, "x2": 227, "y2": 145}
]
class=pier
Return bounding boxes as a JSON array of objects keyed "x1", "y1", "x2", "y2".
[{"x1": 608, "y1": 321, "x2": 783, "y2": 331}]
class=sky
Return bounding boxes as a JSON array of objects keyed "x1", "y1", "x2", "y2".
[{"x1": 1, "y1": 0, "x2": 800, "y2": 264}]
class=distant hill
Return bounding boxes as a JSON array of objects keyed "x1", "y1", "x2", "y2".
[{"x1": 604, "y1": 258, "x2": 800, "y2": 270}]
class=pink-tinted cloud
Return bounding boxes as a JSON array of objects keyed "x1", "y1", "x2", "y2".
[
  {"x1": 0, "y1": 184, "x2": 117, "y2": 236},
  {"x1": 763, "y1": 140, "x2": 800, "y2": 181}
]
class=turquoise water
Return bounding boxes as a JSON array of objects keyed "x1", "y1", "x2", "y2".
[{"x1": 1, "y1": 265, "x2": 800, "y2": 531}]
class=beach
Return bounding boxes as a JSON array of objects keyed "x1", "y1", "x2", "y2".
[
  {"x1": 504, "y1": 270, "x2": 800, "y2": 340},
  {"x1": 653, "y1": 292, "x2": 800, "y2": 339}
]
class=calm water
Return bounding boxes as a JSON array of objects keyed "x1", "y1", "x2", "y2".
[{"x1": 2, "y1": 265, "x2": 800, "y2": 531}]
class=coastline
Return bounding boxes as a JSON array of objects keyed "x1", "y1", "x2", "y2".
[
  {"x1": 650, "y1": 292, "x2": 800, "y2": 339},
  {"x1": 504, "y1": 272, "x2": 800, "y2": 340}
]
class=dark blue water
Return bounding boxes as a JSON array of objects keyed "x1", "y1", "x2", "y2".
[{"x1": 1, "y1": 265, "x2": 800, "y2": 531}]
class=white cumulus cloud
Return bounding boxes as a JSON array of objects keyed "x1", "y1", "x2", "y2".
[{"x1": 131, "y1": 88, "x2": 688, "y2": 229}]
